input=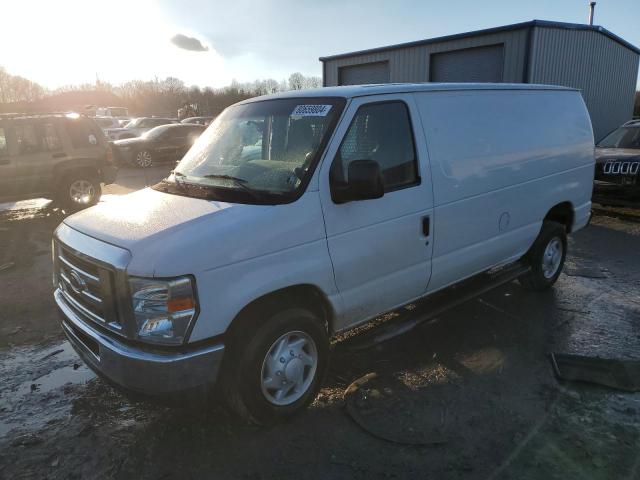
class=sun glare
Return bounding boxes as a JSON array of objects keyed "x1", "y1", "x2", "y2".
[{"x1": 0, "y1": 0, "x2": 230, "y2": 88}]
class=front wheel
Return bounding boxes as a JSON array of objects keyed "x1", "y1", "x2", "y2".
[
  {"x1": 221, "y1": 307, "x2": 329, "y2": 425},
  {"x1": 518, "y1": 220, "x2": 567, "y2": 291}
]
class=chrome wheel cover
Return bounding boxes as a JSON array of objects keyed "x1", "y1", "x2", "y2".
[
  {"x1": 69, "y1": 180, "x2": 95, "y2": 205},
  {"x1": 260, "y1": 330, "x2": 318, "y2": 406},
  {"x1": 542, "y1": 237, "x2": 563, "y2": 279},
  {"x1": 136, "y1": 150, "x2": 152, "y2": 167}
]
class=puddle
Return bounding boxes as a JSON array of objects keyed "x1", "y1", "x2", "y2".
[
  {"x1": 0, "y1": 195, "x2": 122, "y2": 223},
  {"x1": 0, "y1": 341, "x2": 96, "y2": 437},
  {"x1": 0, "y1": 195, "x2": 120, "y2": 214},
  {"x1": 0, "y1": 198, "x2": 52, "y2": 212},
  {"x1": 14, "y1": 359, "x2": 94, "y2": 397}
]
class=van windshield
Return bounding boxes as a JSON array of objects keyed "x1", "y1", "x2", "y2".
[{"x1": 163, "y1": 97, "x2": 345, "y2": 204}]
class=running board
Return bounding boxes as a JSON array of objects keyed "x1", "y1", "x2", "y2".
[{"x1": 342, "y1": 262, "x2": 531, "y2": 351}]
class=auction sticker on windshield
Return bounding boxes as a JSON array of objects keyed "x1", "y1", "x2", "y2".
[{"x1": 291, "y1": 104, "x2": 332, "y2": 117}]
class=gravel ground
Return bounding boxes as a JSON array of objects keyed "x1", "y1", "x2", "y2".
[{"x1": 0, "y1": 170, "x2": 639, "y2": 479}]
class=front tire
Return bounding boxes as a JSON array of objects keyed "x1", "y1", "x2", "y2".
[
  {"x1": 221, "y1": 307, "x2": 329, "y2": 425},
  {"x1": 518, "y1": 220, "x2": 567, "y2": 291},
  {"x1": 57, "y1": 173, "x2": 101, "y2": 211},
  {"x1": 134, "y1": 150, "x2": 153, "y2": 168}
]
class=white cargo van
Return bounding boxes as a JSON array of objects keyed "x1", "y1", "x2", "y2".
[{"x1": 53, "y1": 84, "x2": 594, "y2": 423}]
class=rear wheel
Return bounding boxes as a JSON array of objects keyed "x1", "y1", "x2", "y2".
[
  {"x1": 221, "y1": 307, "x2": 329, "y2": 425},
  {"x1": 518, "y1": 220, "x2": 567, "y2": 291},
  {"x1": 56, "y1": 172, "x2": 101, "y2": 211},
  {"x1": 134, "y1": 150, "x2": 153, "y2": 168}
]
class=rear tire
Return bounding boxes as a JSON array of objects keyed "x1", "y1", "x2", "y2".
[
  {"x1": 220, "y1": 307, "x2": 329, "y2": 425},
  {"x1": 134, "y1": 150, "x2": 153, "y2": 168},
  {"x1": 518, "y1": 220, "x2": 567, "y2": 291},
  {"x1": 56, "y1": 172, "x2": 101, "y2": 211}
]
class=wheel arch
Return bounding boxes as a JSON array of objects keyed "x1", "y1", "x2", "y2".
[
  {"x1": 225, "y1": 284, "x2": 335, "y2": 342},
  {"x1": 53, "y1": 162, "x2": 100, "y2": 185},
  {"x1": 544, "y1": 201, "x2": 575, "y2": 233}
]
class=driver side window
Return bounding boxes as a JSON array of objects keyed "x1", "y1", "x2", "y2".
[{"x1": 333, "y1": 101, "x2": 419, "y2": 191}]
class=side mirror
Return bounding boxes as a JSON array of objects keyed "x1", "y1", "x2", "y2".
[{"x1": 331, "y1": 159, "x2": 384, "y2": 204}]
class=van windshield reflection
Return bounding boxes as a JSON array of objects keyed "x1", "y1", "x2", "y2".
[{"x1": 169, "y1": 98, "x2": 345, "y2": 203}]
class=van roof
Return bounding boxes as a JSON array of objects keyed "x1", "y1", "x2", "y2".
[{"x1": 239, "y1": 82, "x2": 577, "y2": 104}]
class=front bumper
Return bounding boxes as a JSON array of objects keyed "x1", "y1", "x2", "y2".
[{"x1": 55, "y1": 288, "x2": 225, "y2": 396}]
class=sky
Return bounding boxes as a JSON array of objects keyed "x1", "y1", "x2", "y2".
[{"x1": 1, "y1": 0, "x2": 638, "y2": 89}]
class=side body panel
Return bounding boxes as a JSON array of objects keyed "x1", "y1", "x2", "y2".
[
  {"x1": 185, "y1": 191, "x2": 340, "y2": 342},
  {"x1": 414, "y1": 89, "x2": 594, "y2": 293}
]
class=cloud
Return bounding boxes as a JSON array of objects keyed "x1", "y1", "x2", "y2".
[{"x1": 170, "y1": 34, "x2": 209, "y2": 52}]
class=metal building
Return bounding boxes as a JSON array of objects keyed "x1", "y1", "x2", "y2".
[{"x1": 320, "y1": 20, "x2": 640, "y2": 140}]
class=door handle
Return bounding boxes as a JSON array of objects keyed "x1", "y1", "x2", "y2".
[
  {"x1": 422, "y1": 216, "x2": 430, "y2": 236},
  {"x1": 52, "y1": 152, "x2": 67, "y2": 158}
]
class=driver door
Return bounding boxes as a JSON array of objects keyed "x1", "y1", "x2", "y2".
[
  {"x1": 154, "y1": 128, "x2": 185, "y2": 162},
  {"x1": 318, "y1": 94, "x2": 434, "y2": 331}
]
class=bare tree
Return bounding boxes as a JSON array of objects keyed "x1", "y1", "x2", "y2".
[
  {"x1": 0, "y1": 66, "x2": 45, "y2": 103},
  {"x1": 303, "y1": 76, "x2": 322, "y2": 89},
  {"x1": 288, "y1": 72, "x2": 305, "y2": 90},
  {"x1": 0, "y1": 66, "x2": 327, "y2": 117}
]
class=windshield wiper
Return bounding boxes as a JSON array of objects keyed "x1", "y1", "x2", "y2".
[
  {"x1": 202, "y1": 174, "x2": 248, "y2": 183},
  {"x1": 202, "y1": 174, "x2": 263, "y2": 200},
  {"x1": 170, "y1": 170, "x2": 189, "y2": 194}
]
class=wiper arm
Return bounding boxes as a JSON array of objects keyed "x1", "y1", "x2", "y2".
[
  {"x1": 202, "y1": 174, "x2": 248, "y2": 183},
  {"x1": 170, "y1": 170, "x2": 189, "y2": 193},
  {"x1": 202, "y1": 174, "x2": 263, "y2": 200}
]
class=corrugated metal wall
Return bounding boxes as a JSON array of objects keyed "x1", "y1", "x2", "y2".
[
  {"x1": 529, "y1": 26, "x2": 639, "y2": 141},
  {"x1": 430, "y1": 44, "x2": 505, "y2": 82},
  {"x1": 323, "y1": 28, "x2": 530, "y2": 86},
  {"x1": 339, "y1": 62, "x2": 390, "y2": 85}
]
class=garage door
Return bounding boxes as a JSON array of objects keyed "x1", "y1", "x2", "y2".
[
  {"x1": 339, "y1": 62, "x2": 390, "y2": 86},
  {"x1": 430, "y1": 44, "x2": 504, "y2": 83}
]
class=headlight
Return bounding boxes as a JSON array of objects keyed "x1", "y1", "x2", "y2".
[{"x1": 129, "y1": 276, "x2": 197, "y2": 345}]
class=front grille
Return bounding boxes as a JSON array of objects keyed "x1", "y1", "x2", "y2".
[{"x1": 56, "y1": 243, "x2": 122, "y2": 334}]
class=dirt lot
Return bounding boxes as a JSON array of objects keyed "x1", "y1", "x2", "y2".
[{"x1": 1, "y1": 169, "x2": 639, "y2": 479}]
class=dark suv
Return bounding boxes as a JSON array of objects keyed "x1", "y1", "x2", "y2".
[
  {"x1": 594, "y1": 119, "x2": 640, "y2": 196},
  {"x1": 0, "y1": 113, "x2": 117, "y2": 210}
]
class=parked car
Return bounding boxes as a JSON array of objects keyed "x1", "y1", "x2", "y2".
[
  {"x1": 113, "y1": 123, "x2": 206, "y2": 167},
  {"x1": 0, "y1": 113, "x2": 116, "y2": 209},
  {"x1": 594, "y1": 119, "x2": 640, "y2": 195},
  {"x1": 96, "y1": 106, "x2": 129, "y2": 118},
  {"x1": 105, "y1": 117, "x2": 179, "y2": 141},
  {"x1": 92, "y1": 116, "x2": 121, "y2": 131},
  {"x1": 54, "y1": 84, "x2": 594, "y2": 424},
  {"x1": 181, "y1": 116, "x2": 215, "y2": 126}
]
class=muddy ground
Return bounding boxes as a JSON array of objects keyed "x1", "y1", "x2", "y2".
[{"x1": 0, "y1": 168, "x2": 639, "y2": 479}]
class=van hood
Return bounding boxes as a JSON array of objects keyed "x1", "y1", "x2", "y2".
[{"x1": 63, "y1": 188, "x2": 325, "y2": 277}]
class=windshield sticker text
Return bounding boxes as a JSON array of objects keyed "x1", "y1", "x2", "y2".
[{"x1": 291, "y1": 104, "x2": 332, "y2": 117}]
